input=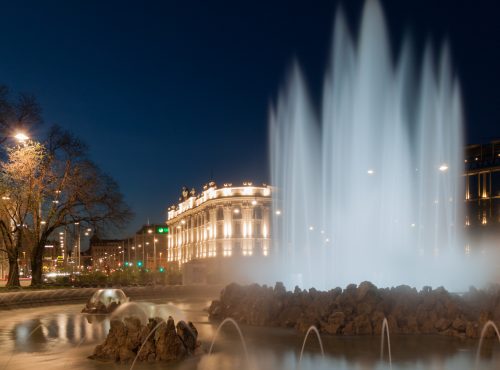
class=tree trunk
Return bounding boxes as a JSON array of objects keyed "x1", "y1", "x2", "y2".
[
  {"x1": 30, "y1": 239, "x2": 46, "y2": 287},
  {"x1": 6, "y1": 253, "x2": 20, "y2": 288}
]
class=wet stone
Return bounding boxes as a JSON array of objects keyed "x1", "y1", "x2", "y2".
[
  {"x1": 208, "y1": 281, "x2": 500, "y2": 339},
  {"x1": 89, "y1": 315, "x2": 200, "y2": 363}
]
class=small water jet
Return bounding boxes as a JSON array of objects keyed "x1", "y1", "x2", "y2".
[
  {"x1": 129, "y1": 319, "x2": 165, "y2": 370},
  {"x1": 208, "y1": 317, "x2": 251, "y2": 369},
  {"x1": 475, "y1": 320, "x2": 500, "y2": 370},
  {"x1": 298, "y1": 325, "x2": 325, "y2": 370},
  {"x1": 380, "y1": 318, "x2": 393, "y2": 370}
]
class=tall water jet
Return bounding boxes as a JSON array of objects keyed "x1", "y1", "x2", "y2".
[{"x1": 269, "y1": 0, "x2": 486, "y2": 290}]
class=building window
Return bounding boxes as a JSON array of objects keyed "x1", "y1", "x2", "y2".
[
  {"x1": 233, "y1": 207, "x2": 242, "y2": 219},
  {"x1": 216, "y1": 207, "x2": 224, "y2": 221},
  {"x1": 253, "y1": 206, "x2": 262, "y2": 219}
]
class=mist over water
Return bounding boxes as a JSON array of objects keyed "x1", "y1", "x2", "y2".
[{"x1": 269, "y1": 0, "x2": 490, "y2": 291}]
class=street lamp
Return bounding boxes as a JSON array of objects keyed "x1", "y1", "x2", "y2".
[
  {"x1": 153, "y1": 238, "x2": 158, "y2": 270},
  {"x1": 138, "y1": 244, "x2": 144, "y2": 265},
  {"x1": 14, "y1": 132, "x2": 29, "y2": 142},
  {"x1": 147, "y1": 229, "x2": 154, "y2": 269}
]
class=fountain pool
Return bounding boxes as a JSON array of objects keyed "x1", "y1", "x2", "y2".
[{"x1": 0, "y1": 295, "x2": 499, "y2": 370}]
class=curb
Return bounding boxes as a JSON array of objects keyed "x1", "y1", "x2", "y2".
[{"x1": 0, "y1": 285, "x2": 223, "y2": 310}]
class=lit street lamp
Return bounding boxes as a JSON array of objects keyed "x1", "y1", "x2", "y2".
[{"x1": 14, "y1": 132, "x2": 29, "y2": 142}]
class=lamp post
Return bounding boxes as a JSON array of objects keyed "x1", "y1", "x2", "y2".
[
  {"x1": 154, "y1": 238, "x2": 158, "y2": 270},
  {"x1": 138, "y1": 244, "x2": 144, "y2": 265},
  {"x1": 74, "y1": 222, "x2": 81, "y2": 271},
  {"x1": 147, "y1": 228, "x2": 154, "y2": 269}
]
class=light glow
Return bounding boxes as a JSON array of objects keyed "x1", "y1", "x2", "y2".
[{"x1": 14, "y1": 132, "x2": 29, "y2": 142}]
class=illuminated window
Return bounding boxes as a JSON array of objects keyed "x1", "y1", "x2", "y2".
[{"x1": 233, "y1": 208, "x2": 242, "y2": 219}]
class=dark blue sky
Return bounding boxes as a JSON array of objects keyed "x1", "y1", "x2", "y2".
[{"x1": 0, "y1": 0, "x2": 498, "y2": 236}]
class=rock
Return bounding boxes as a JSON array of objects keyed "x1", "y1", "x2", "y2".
[
  {"x1": 277, "y1": 305, "x2": 302, "y2": 328},
  {"x1": 452, "y1": 316, "x2": 467, "y2": 332},
  {"x1": 119, "y1": 347, "x2": 135, "y2": 362},
  {"x1": 90, "y1": 315, "x2": 200, "y2": 363},
  {"x1": 323, "y1": 311, "x2": 345, "y2": 334},
  {"x1": 353, "y1": 314, "x2": 372, "y2": 335},
  {"x1": 466, "y1": 321, "x2": 479, "y2": 338},
  {"x1": 357, "y1": 281, "x2": 377, "y2": 301},
  {"x1": 434, "y1": 318, "x2": 451, "y2": 332},
  {"x1": 208, "y1": 281, "x2": 500, "y2": 339},
  {"x1": 274, "y1": 282, "x2": 287, "y2": 297},
  {"x1": 342, "y1": 321, "x2": 355, "y2": 335},
  {"x1": 208, "y1": 300, "x2": 223, "y2": 318},
  {"x1": 370, "y1": 311, "x2": 385, "y2": 335},
  {"x1": 176, "y1": 320, "x2": 198, "y2": 353}
]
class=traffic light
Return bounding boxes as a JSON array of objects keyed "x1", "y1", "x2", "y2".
[
  {"x1": 137, "y1": 261, "x2": 143, "y2": 267},
  {"x1": 157, "y1": 226, "x2": 169, "y2": 234},
  {"x1": 159, "y1": 267, "x2": 165, "y2": 272},
  {"x1": 124, "y1": 262, "x2": 129, "y2": 267}
]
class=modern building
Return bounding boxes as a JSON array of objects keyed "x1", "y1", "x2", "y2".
[
  {"x1": 122, "y1": 224, "x2": 169, "y2": 270},
  {"x1": 464, "y1": 140, "x2": 500, "y2": 237},
  {"x1": 166, "y1": 182, "x2": 272, "y2": 272},
  {"x1": 88, "y1": 236, "x2": 125, "y2": 271}
]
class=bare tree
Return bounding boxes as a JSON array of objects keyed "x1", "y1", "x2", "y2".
[
  {"x1": 29, "y1": 126, "x2": 132, "y2": 286},
  {"x1": 0, "y1": 85, "x2": 42, "y2": 145}
]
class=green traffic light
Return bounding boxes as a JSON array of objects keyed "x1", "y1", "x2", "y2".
[
  {"x1": 137, "y1": 261, "x2": 143, "y2": 267},
  {"x1": 159, "y1": 267, "x2": 165, "y2": 272}
]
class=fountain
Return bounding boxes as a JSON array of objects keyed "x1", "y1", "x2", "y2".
[
  {"x1": 82, "y1": 288, "x2": 129, "y2": 314},
  {"x1": 268, "y1": 0, "x2": 490, "y2": 291}
]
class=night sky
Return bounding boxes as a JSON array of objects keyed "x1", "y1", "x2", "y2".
[{"x1": 0, "y1": 0, "x2": 498, "y2": 236}]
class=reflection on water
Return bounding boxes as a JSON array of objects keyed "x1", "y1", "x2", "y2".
[
  {"x1": 10, "y1": 312, "x2": 110, "y2": 348},
  {"x1": 0, "y1": 299, "x2": 499, "y2": 370}
]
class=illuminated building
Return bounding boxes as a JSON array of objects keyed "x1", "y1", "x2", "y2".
[
  {"x1": 464, "y1": 140, "x2": 500, "y2": 233},
  {"x1": 166, "y1": 181, "x2": 272, "y2": 265},
  {"x1": 88, "y1": 237, "x2": 124, "y2": 271}
]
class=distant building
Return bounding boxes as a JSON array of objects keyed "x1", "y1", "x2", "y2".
[
  {"x1": 88, "y1": 237, "x2": 124, "y2": 271},
  {"x1": 122, "y1": 224, "x2": 169, "y2": 270},
  {"x1": 464, "y1": 140, "x2": 500, "y2": 237},
  {"x1": 166, "y1": 182, "x2": 272, "y2": 276}
]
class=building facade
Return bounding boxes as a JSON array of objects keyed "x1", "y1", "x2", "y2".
[
  {"x1": 122, "y1": 224, "x2": 169, "y2": 270},
  {"x1": 464, "y1": 140, "x2": 500, "y2": 235},
  {"x1": 166, "y1": 182, "x2": 272, "y2": 265},
  {"x1": 88, "y1": 237, "x2": 124, "y2": 271}
]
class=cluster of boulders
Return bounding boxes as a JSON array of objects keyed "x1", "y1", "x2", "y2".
[
  {"x1": 208, "y1": 282, "x2": 500, "y2": 339},
  {"x1": 89, "y1": 316, "x2": 201, "y2": 363}
]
